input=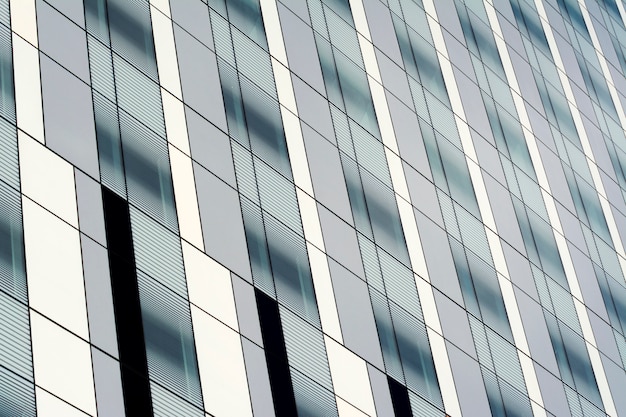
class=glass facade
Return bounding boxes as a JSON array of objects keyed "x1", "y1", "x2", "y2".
[{"x1": 0, "y1": 0, "x2": 625, "y2": 416}]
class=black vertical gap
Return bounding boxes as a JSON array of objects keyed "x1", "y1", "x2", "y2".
[
  {"x1": 388, "y1": 376, "x2": 413, "y2": 417},
  {"x1": 255, "y1": 288, "x2": 297, "y2": 417},
  {"x1": 102, "y1": 187, "x2": 153, "y2": 417}
]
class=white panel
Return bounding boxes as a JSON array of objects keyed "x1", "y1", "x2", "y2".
[
  {"x1": 169, "y1": 146, "x2": 204, "y2": 250},
  {"x1": 358, "y1": 35, "x2": 379, "y2": 82},
  {"x1": 298, "y1": 189, "x2": 325, "y2": 250},
  {"x1": 151, "y1": 6, "x2": 181, "y2": 98},
  {"x1": 36, "y1": 387, "x2": 92, "y2": 417},
  {"x1": 325, "y1": 336, "x2": 376, "y2": 417},
  {"x1": 349, "y1": 0, "x2": 372, "y2": 42},
  {"x1": 397, "y1": 198, "x2": 428, "y2": 281},
  {"x1": 10, "y1": 0, "x2": 38, "y2": 46},
  {"x1": 498, "y1": 273, "x2": 530, "y2": 356},
  {"x1": 23, "y1": 198, "x2": 89, "y2": 339},
  {"x1": 337, "y1": 397, "x2": 370, "y2": 417},
  {"x1": 13, "y1": 35, "x2": 44, "y2": 143},
  {"x1": 283, "y1": 110, "x2": 314, "y2": 195},
  {"x1": 385, "y1": 148, "x2": 409, "y2": 201},
  {"x1": 367, "y1": 77, "x2": 397, "y2": 153},
  {"x1": 182, "y1": 241, "x2": 238, "y2": 330},
  {"x1": 273, "y1": 60, "x2": 297, "y2": 114},
  {"x1": 587, "y1": 340, "x2": 617, "y2": 417},
  {"x1": 163, "y1": 90, "x2": 191, "y2": 155},
  {"x1": 428, "y1": 329, "x2": 462, "y2": 417},
  {"x1": 519, "y1": 355, "x2": 547, "y2": 417},
  {"x1": 258, "y1": 0, "x2": 288, "y2": 65},
  {"x1": 415, "y1": 276, "x2": 441, "y2": 334},
  {"x1": 191, "y1": 306, "x2": 252, "y2": 417},
  {"x1": 31, "y1": 312, "x2": 96, "y2": 416},
  {"x1": 19, "y1": 132, "x2": 78, "y2": 228},
  {"x1": 150, "y1": 0, "x2": 171, "y2": 18},
  {"x1": 308, "y1": 244, "x2": 343, "y2": 342}
]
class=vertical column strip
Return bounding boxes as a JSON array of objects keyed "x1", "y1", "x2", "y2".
[
  {"x1": 150, "y1": 3, "x2": 204, "y2": 251},
  {"x1": 349, "y1": 0, "x2": 461, "y2": 415},
  {"x1": 424, "y1": 0, "x2": 547, "y2": 415},
  {"x1": 10, "y1": 0, "x2": 42, "y2": 142},
  {"x1": 258, "y1": 0, "x2": 344, "y2": 344},
  {"x1": 578, "y1": 0, "x2": 626, "y2": 132},
  {"x1": 11, "y1": 28, "x2": 43, "y2": 144},
  {"x1": 255, "y1": 288, "x2": 298, "y2": 417},
  {"x1": 576, "y1": 0, "x2": 626, "y2": 272},
  {"x1": 485, "y1": 0, "x2": 616, "y2": 415},
  {"x1": 530, "y1": 0, "x2": 619, "y2": 414},
  {"x1": 101, "y1": 187, "x2": 153, "y2": 416}
]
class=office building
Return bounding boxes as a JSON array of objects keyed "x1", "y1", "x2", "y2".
[{"x1": 1, "y1": 0, "x2": 626, "y2": 415}]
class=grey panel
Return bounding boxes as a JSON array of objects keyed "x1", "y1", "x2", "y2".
[
  {"x1": 40, "y1": 55, "x2": 100, "y2": 179},
  {"x1": 292, "y1": 77, "x2": 335, "y2": 144},
  {"x1": 433, "y1": 0, "x2": 464, "y2": 42},
  {"x1": 362, "y1": 0, "x2": 402, "y2": 64},
  {"x1": 447, "y1": 342, "x2": 492, "y2": 417},
  {"x1": 472, "y1": 131, "x2": 506, "y2": 185},
  {"x1": 37, "y1": 0, "x2": 90, "y2": 83},
  {"x1": 318, "y1": 206, "x2": 365, "y2": 279},
  {"x1": 553, "y1": 31, "x2": 585, "y2": 89},
  {"x1": 174, "y1": 25, "x2": 227, "y2": 131},
  {"x1": 443, "y1": 32, "x2": 473, "y2": 81},
  {"x1": 386, "y1": 93, "x2": 432, "y2": 180},
  {"x1": 375, "y1": 50, "x2": 413, "y2": 107},
  {"x1": 555, "y1": 202, "x2": 586, "y2": 252},
  {"x1": 536, "y1": 141, "x2": 575, "y2": 212},
  {"x1": 75, "y1": 170, "x2": 106, "y2": 246},
  {"x1": 544, "y1": 2, "x2": 567, "y2": 39},
  {"x1": 170, "y1": 0, "x2": 213, "y2": 49},
  {"x1": 501, "y1": 241, "x2": 539, "y2": 301},
  {"x1": 186, "y1": 106, "x2": 236, "y2": 187},
  {"x1": 583, "y1": 115, "x2": 614, "y2": 179},
  {"x1": 600, "y1": 172, "x2": 624, "y2": 216},
  {"x1": 278, "y1": 4, "x2": 325, "y2": 94},
  {"x1": 588, "y1": 311, "x2": 621, "y2": 365},
  {"x1": 329, "y1": 259, "x2": 384, "y2": 368},
  {"x1": 567, "y1": 243, "x2": 608, "y2": 321},
  {"x1": 602, "y1": 354, "x2": 626, "y2": 416},
  {"x1": 242, "y1": 338, "x2": 276, "y2": 417},
  {"x1": 403, "y1": 162, "x2": 444, "y2": 227},
  {"x1": 414, "y1": 210, "x2": 464, "y2": 306},
  {"x1": 278, "y1": 0, "x2": 309, "y2": 24},
  {"x1": 82, "y1": 235, "x2": 118, "y2": 358},
  {"x1": 508, "y1": 49, "x2": 542, "y2": 111},
  {"x1": 535, "y1": 364, "x2": 570, "y2": 417},
  {"x1": 498, "y1": 15, "x2": 525, "y2": 56},
  {"x1": 453, "y1": 68, "x2": 495, "y2": 147},
  {"x1": 483, "y1": 174, "x2": 525, "y2": 252},
  {"x1": 434, "y1": 290, "x2": 477, "y2": 359},
  {"x1": 92, "y1": 348, "x2": 125, "y2": 417},
  {"x1": 514, "y1": 288, "x2": 559, "y2": 374},
  {"x1": 302, "y1": 124, "x2": 353, "y2": 224},
  {"x1": 231, "y1": 274, "x2": 263, "y2": 346},
  {"x1": 367, "y1": 363, "x2": 394, "y2": 417},
  {"x1": 614, "y1": 211, "x2": 626, "y2": 253},
  {"x1": 194, "y1": 162, "x2": 252, "y2": 282},
  {"x1": 527, "y1": 105, "x2": 557, "y2": 154},
  {"x1": 563, "y1": 83, "x2": 592, "y2": 127},
  {"x1": 43, "y1": 0, "x2": 85, "y2": 27}
]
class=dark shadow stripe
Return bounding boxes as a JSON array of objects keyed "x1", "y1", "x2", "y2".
[
  {"x1": 102, "y1": 187, "x2": 153, "y2": 417},
  {"x1": 388, "y1": 376, "x2": 412, "y2": 417},
  {"x1": 255, "y1": 288, "x2": 297, "y2": 417}
]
